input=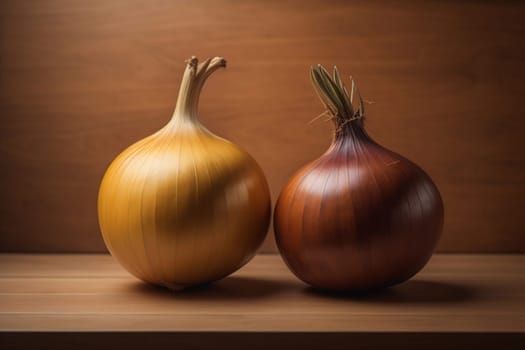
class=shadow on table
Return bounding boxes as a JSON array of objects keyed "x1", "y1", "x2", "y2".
[
  {"x1": 128, "y1": 275, "x2": 296, "y2": 300},
  {"x1": 128, "y1": 275, "x2": 475, "y2": 304},
  {"x1": 303, "y1": 279, "x2": 475, "y2": 303}
]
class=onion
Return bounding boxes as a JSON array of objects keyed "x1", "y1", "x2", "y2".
[
  {"x1": 274, "y1": 65, "x2": 444, "y2": 291},
  {"x1": 98, "y1": 57, "x2": 271, "y2": 290}
]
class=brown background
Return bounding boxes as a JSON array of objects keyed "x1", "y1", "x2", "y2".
[{"x1": 1, "y1": 0, "x2": 524, "y2": 253}]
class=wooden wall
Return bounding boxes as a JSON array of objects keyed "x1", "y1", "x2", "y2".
[{"x1": 1, "y1": 0, "x2": 524, "y2": 253}]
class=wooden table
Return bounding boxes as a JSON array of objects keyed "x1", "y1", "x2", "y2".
[{"x1": 1, "y1": 254, "x2": 524, "y2": 349}]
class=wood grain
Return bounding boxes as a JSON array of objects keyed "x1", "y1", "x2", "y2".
[
  {"x1": 1, "y1": 0, "x2": 524, "y2": 252},
  {"x1": 0, "y1": 254, "x2": 524, "y2": 333}
]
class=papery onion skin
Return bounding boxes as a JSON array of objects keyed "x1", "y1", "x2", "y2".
[
  {"x1": 274, "y1": 66, "x2": 444, "y2": 291},
  {"x1": 98, "y1": 57, "x2": 271, "y2": 290}
]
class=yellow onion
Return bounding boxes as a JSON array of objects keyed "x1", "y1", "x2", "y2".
[{"x1": 98, "y1": 56, "x2": 271, "y2": 290}]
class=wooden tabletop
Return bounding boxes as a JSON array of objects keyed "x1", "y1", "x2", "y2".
[{"x1": 1, "y1": 253, "x2": 524, "y2": 349}]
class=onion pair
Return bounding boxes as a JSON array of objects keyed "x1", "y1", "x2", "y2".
[{"x1": 98, "y1": 56, "x2": 443, "y2": 292}]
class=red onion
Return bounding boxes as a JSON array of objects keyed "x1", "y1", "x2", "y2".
[{"x1": 274, "y1": 65, "x2": 444, "y2": 291}]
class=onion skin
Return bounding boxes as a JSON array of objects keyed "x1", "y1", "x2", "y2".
[
  {"x1": 98, "y1": 57, "x2": 271, "y2": 289},
  {"x1": 274, "y1": 67, "x2": 444, "y2": 292}
]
